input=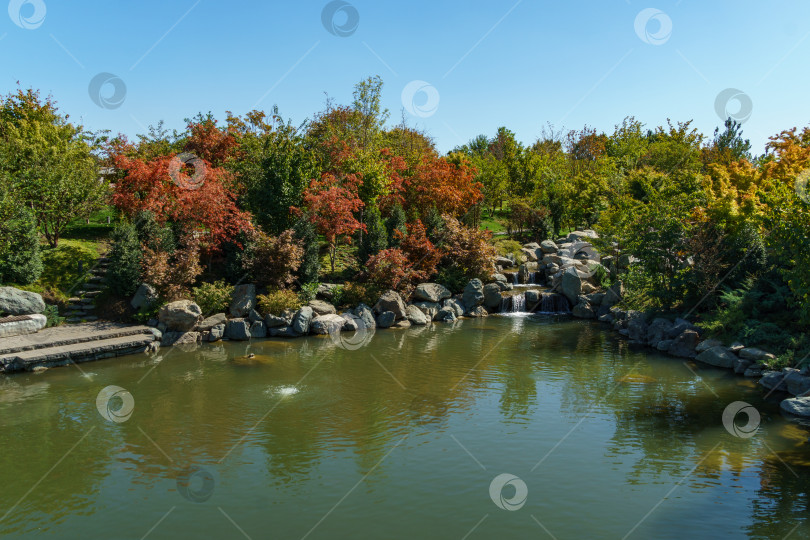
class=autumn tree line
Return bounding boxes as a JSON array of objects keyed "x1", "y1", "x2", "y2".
[{"x1": 0, "y1": 77, "x2": 808, "y2": 359}]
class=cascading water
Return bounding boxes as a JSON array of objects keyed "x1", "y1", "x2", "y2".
[
  {"x1": 538, "y1": 293, "x2": 571, "y2": 314},
  {"x1": 511, "y1": 293, "x2": 526, "y2": 312},
  {"x1": 511, "y1": 272, "x2": 518, "y2": 285}
]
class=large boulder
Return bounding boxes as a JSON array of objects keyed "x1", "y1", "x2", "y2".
[
  {"x1": 540, "y1": 240, "x2": 558, "y2": 254},
  {"x1": 250, "y1": 321, "x2": 267, "y2": 338},
  {"x1": 406, "y1": 305, "x2": 428, "y2": 326},
  {"x1": 208, "y1": 323, "x2": 225, "y2": 342},
  {"x1": 229, "y1": 284, "x2": 256, "y2": 318},
  {"x1": 0, "y1": 313, "x2": 46, "y2": 338},
  {"x1": 567, "y1": 230, "x2": 599, "y2": 242},
  {"x1": 466, "y1": 305, "x2": 488, "y2": 318},
  {"x1": 666, "y1": 318, "x2": 698, "y2": 340},
  {"x1": 225, "y1": 319, "x2": 251, "y2": 341},
  {"x1": 483, "y1": 283, "x2": 503, "y2": 310},
  {"x1": 414, "y1": 283, "x2": 452, "y2": 303},
  {"x1": 158, "y1": 300, "x2": 203, "y2": 332},
  {"x1": 131, "y1": 283, "x2": 158, "y2": 311},
  {"x1": 412, "y1": 301, "x2": 441, "y2": 321},
  {"x1": 784, "y1": 368, "x2": 810, "y2": 396},
  {"x1": 310, "y1": 314, "x2": 346, "y2": 335},
  {"x1": 265, "y1": 314, "x2": 288, "y2": 328},
  {"x1": 495, "y1": 256, "x2": 514, "y2": 269},
  {"x1": 696, "y1": 339, "x2": 724, "y2": 353},
  {"x1": 443, "y1": 298, "x2": 465, "y2": 318},
  {"x1": 309, "y1": 299, "x2": 337, "y2": 316},
  {"x1": 626, "y1": 312, "x2": 648, "y2": 342},
  {"x1": 646, "y1": 318, "x2": 674, "y2": 347},
  {"x1": 197, "y1": 313, "x2": 227, "y2": 332},
  {"x1": 376, "y1": 311, "x2": 396, "y2": 329},
  {"x1": 780, "y1": 397, "x2": 810, "y2": 418},
  {"x1": 0, "y1": 287, "x2": 45, "y2": 316},
  {"x1": 353, "y1": 303, "x2": 376, "y2": 331},
  {"x1": 760, "y1": 371, "x2": 788, "y2": 393},
  {"x1": 520, "y1": 248, "x2": 538, "y2": 262},
  {"x1": 373, "y1": 290, "x2": 408, "y2": 320},
  {"x1": 739, "y1": 348, "x2": 777, "y2": 363},
  {"x1": 518, "y1": 263, "x2": 539, "y2": 284},
  {"x1": 161, "y1": 331, "x2": 200, "y2": 347},
  {"x1": 462, "y1": 279, "x2": 485, "y2": 309},
  {"x1": 560, "y1": 267, "x2": 583, "y2": 305},
  {"x1": 695, "y1": 346, "x2": 737, "y2": 369},
  {"x1": 316, "y1": 283, "x2": 340, "y2": 301},
  {"x1": 435, "y1": 307, "x2": 457, "y2": 322},
  {"x1": 291, "y1": 306, "x2": 314, "y2": 335},
  {"x1": 572, "y1": 297, "x2": 596, "y2": 319},
  {"x1": 667, "y1": 329, "x2": 700, "y2": 358}
]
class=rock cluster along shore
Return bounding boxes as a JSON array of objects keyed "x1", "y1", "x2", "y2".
[{"x1": 0, "y1": 287, "x2": 48, "y2": 338}]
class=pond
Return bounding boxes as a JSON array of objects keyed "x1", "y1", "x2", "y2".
[{"x1": 0, "y1": 316, "x2": 808, "y2": 539}]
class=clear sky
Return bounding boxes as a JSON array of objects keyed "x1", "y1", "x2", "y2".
[{"x1": 2, "y1": 0, "x2": 809, "y2": 154}]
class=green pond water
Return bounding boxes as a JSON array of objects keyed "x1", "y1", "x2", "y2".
[{"x1": 1, "y1": 316, "x2": 809, "y2": 539}]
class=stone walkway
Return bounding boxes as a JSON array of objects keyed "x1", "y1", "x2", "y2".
[{"x1": 0, "y1": 321, "x2": 159, "y2": 373}]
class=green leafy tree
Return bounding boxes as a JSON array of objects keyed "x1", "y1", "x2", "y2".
[
  {"x1": 0, "y1": 88, "x2": 107, "y2": 247},
  {"x1": 358, "y1": 204, "x2": 387, "y2": 265},
  {"x1": 293, "y1": 213, "x2": 320, "y2": 284},
  {"x1": 0, "y1": 189, "x2": 42, "y2": 285},
  {"x1": 386, "y1": 204, "x2": 407, "y2": 247},
  {"x1": 107, "y1": 223, "x2": 142, "y2": 297}
]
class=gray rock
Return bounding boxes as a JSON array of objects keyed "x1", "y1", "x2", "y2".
[
  {"x1": 249, "y1": 309, "x2": 263, "y2": 323},
  {"x1": 729, "y1": 342, "x2": 745, "y2": 353},
  {"x1": 443, "y1": 298, "x2": 465, "y2": 318},
  {"x1": 657, "y1": 339, "x2": 673, "y2": 352},
  {"x1": 309, "y1": 299, "x2": 337, "y2": 316},
  {"x1": 784, "y1": 368, "x2": 810, "y2": 396},
  {"x1": 197, "y1": 313, "x2": 227, "y2": 332},
  {"x1": 158, "y1": 300, "x2": 203, "y2": 332},
  {"x1": 131, "y1": 283, "x2": 158, "y2": 311},
  {"x1": 667, "y1": 329, "x2": 700, "y2": 358},
  {"x1": 0, "y1": 287, "x2": 45, "y2": 315},
  {"x1": 413, "y1": 301, "x2": 441, "y2": 321},
  {"x1": 157, "y1": 322, "x2": 168, "y2": 333},
  {"x1": 225, "y1": 319, "x2": 251, "y2": 341},
  {"x1": 495, "y1": 256, "x2": 514, "y2": 268},
  {"x1": 666, "y1": 318, "x2": 698, "y2": 340},
  {"x1": 229, "y1": 284, "x2": 256, "y2": 318},
  {"x1": 265, "y1": 314, "x2": 288, "y2": 328},
  {"x1": 525, "y1": 290, "x2": 541, "y2": 304},
  {"x1": 696, "y1": 346, "x2": 737, "y2": 369},
  {"x1": 0, "y1": 313, "x2": 46, "y2": 338},
  {"x1": 310, "y1": 314, "x2": 346, "y2": 335},
  {"x1": 414, "y1": 283, "x2": 452, "y2": 303},
  {"x1": 341, "y1": 314, "x2": 359, "y2": 331},
  {"x1": 376, "y1": 311, "x2": 396, "y2": 328},
  {"x1": 520, "y1": 247, "x2": 539, "y2": 262},
  {"x1": 209, "y1": 324, "x2": 225, "y2": 342},
  {"x1": 462, "y1": 279, "x2": 485, "y2": 309},
  {"x1": 250, "y1": 321, "x2": 267, "y2": 338},
  {"x1": 601, "y1": 280, "x2": 624, "y2": 308},
  {"x1": 406, "y1": 305, "x2": 428, "y2": 326},
  {"x1": 572, "y1": 298, "x2": 596, "y2": 319},
  {"x1": 540, "y1": 240, "x2": 558, "y2": 254},
  {"x1": 392, "y1": 319, "x2": 412, "y2": 329},
  {"x1": 780, "y1": 397, "x2": 810, "y2": 417},
  {"x1": 316, "y1": 283, "x2": 340, "y2": 300},
  {"x1": 353, "y1": 303, "x2": 376, "y2": 330},
  {"x1": 646, "y1": 318, "x2": 673, "y2": 347},
  {"x1": 759, "y1": 371, "x2": 788, "y2": 393},
  {"x1": 435, "y1": 307, "x2": 457, "y2": 322},
  {"x1": 598, "y1": 313, "x2": 615, "y2": 324},
  {"x1": 744, "y1": 365, "x2": 764, "y2": 378},
  {"x1": 483, "y1": 283, "x2": 503, "y2": 310},
  {"x1": 733, "y1": 356, "x2": 753, "y2": 374},
  {"x1": 269, "y1": 326, "x2": 298, "y2": 338},
  {"x1": 292, "y1": 306, "x2": 314, "y2": 335},
  {"x1": 493, "y1": 273, "x2": 508, "y2": 284},
  {"x1": 696, "y1": 339, "x2": 723, "y2": 353},
  {"x1": 161, "y1": 331, "x2": 200, "y2": 347},
  {"x1": 626, "y1": 312, "x2": 648, "y2": 342},
  {"x1": 466, "y1": 305, "x2": 488, "y2": 318},
  {"x1": 560, "y1": 267, "x2": 583, "y2": 305},
  {"x1": 518, "y1": 262, "x2": 539, "y2": 284},
  {"x1": 374, "y1": 290, "x2": 408, "y2": 319},
  {"x1": 739, "y1": 348, "x2": 777, "y2": 362}
]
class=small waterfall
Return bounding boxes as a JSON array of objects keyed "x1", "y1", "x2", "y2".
[
  {"x1": 511, "y1": 293, "x2": 526, "y2": 313},
  {"x1": 528, "y1": 271, "x2": 536, "y2": 284},
  {"x1": 539, "y1": 293, "x2": 570, "y2": 313},
  {"x1": 511, "y1": 272, "x2": 518, "y2": 285}
]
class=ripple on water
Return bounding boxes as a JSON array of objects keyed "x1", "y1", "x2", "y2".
[{"x1": 265, "y1": 385, "x2": 300, "y2": 397}]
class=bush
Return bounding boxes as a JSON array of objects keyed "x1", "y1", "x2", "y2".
[
  {"x1": 358, "y1": 205, "x2": 387, "y2": 266},
  {"x1": 245, "y1": 229, "x2": 303, "y2": 289},
  {"x1": 298, "y1": 282, "x2": 319, "y2": 302},
  {"x1": 386, "y1": 204, "x2": 407, "y2": 247},
  {"x1": 257, "y1": 289, "x2": 302, "y2": 316},
  {"x1": 42, "y1": 304, "x2": 63, "y2": 328},
  {"x1": 340, "y1": 281, "x2": 379, "y2": 307},
  {"x1": 438, "y1": 216, "x2": 497, "y2": 282},
  {"x1": 107, "y1": 223, "x2": 142, "y2": 297},
  {"x1": 192, "y1": 280, "x2": 234, "y2": 315},
  {"x1": 0, "y1": 205, "x2": 42, "y2": 285},
  {"x1": 141, "y1": 236, "x2": 202, "y2": 301},
  {"x1": 494, "y1": 239, "x2": 524, "y2": 263}
]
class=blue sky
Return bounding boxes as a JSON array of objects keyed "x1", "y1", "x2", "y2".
[{"x1": 2, "y1": 0, "x2": 809, "y2": 154}]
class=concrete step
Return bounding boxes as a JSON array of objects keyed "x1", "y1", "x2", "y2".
[
  {"x1": 0, "y1": 324, "x2": 156, "y2": 355},
  {"x1": 0, "y1": 334, "x2": 158, "y2": 373}
]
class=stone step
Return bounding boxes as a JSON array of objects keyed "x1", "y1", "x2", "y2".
[
  {"x1": 0, "y1": 334, "x2": 158, "y2": 373},
  {"x1": 68, "y1": 297, "x2": 82, "y2": 303},
  {"x1": 87, "y1": 276, "x2": 104, "y2": 283},
  {"x1": 82, "y1": 283, "x2": 103, "y2": 290},
  {"x1": 67, "y1": 304, "x2": 94, "y2": 311},
  {"x1": 82, "y1": 290, "x2": 103, "y2": 298},
  {"x1": 80, "y1": 298, "x2": 95, "y2": 305},
  {"x1": 0, "y1": 324, "x2": 156, "y2": 355}
]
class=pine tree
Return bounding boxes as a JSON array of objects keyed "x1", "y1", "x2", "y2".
[
  {"x1": 293, "y1": 213, "x2": 320, "y2": 284},
  {"x1": 358, "y1": 204, "x2": 387, "y2": 265},
  {"x1": 386, "y1": 204, "x2": 407, "y2": 247},
  {"x1": 107, "y1": 223, "x2": 142, "y2": 297}
]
